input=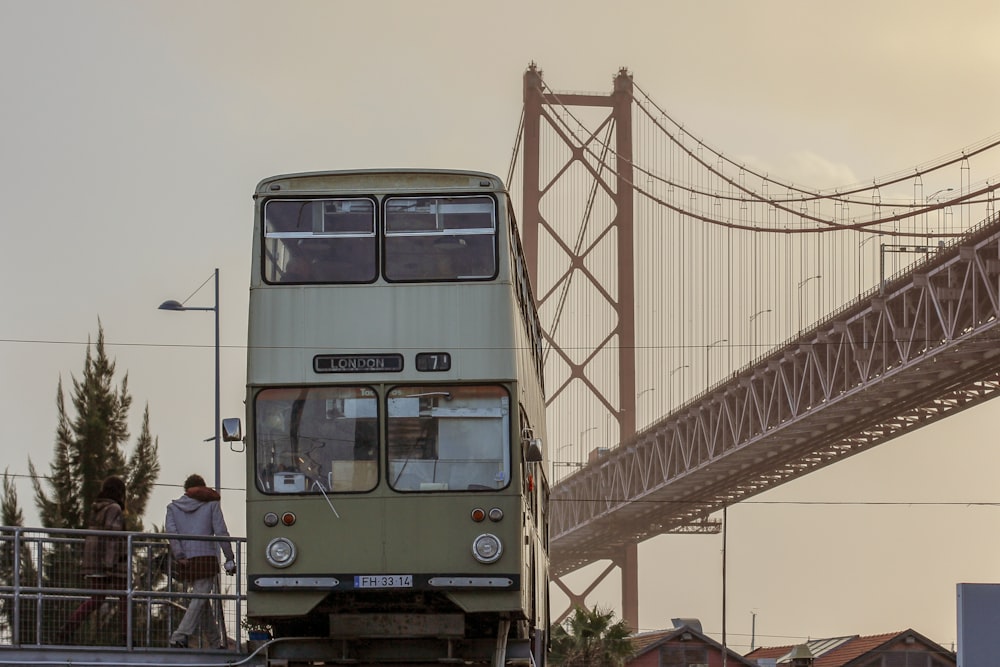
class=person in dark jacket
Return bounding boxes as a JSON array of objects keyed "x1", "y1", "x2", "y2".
[
  {"x1": 165, "y1": 473, "x2": 236, "y2": 649},
  {"x1": 59, "y1": 476, "x2": 128, "y2": 644}
]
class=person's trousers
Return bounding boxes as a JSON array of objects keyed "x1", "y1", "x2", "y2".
[{"x1": 170, "y1": 576, "x2": 222, "y2": 647}]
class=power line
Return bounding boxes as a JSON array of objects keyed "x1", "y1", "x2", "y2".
[
  {"x1": 548, "y1": 498, "x2": 1000, "y2": 507},
  {"x1": 0, "y1": 337, "x2": 246, "y2": 350},
  {"x1": 5, "y1": 336, "x2": 1000, "y2": 352},
  {"x1": 1, "y1": 472, "x2": 245, "y2": 495},
  {"x1": 4, "y1": 472, "x2": 995, "y2": 507}
]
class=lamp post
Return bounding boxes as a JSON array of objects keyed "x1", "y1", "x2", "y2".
[
  {"x1": 635, "y1": 387, "x2": 654, "y2": 426},
  {"x1": 552, "y1": 443, "x2": 575, "y2": 479},
  {"x1": 859, "y1": 234, "x2": 879, "y2": 294},
  {"x1": 579, "y1": 426, "x2": 597, "y2": 464},
  {"x1": 797, "y1": 275, "x2": 821, "y2": 332},
  {"x1": 159, "y1": 268, "x2": 221, "y2": 491},
  {"x1": 668, "y1": 364, "x2": 689, "y2": 410},
  {"x1": 748, "y1": 309, "x2": 771, "y2": 360},
  {"x1": 925, "y1": 187, "x2": 954, "y2": 240},
  {"x1": 705, "y1": 338, "x2": 727, "y2": 391}
]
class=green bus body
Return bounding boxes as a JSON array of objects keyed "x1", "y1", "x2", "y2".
[{"x1": 243, "y1": 170, "x2": 548, "y2": 663}]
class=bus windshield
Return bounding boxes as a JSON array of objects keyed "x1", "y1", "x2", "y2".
[
  {"x1": 255, "y1": 387, "x2": 378, "y2": 494},
  {"x1": 387, "y1": 385, "x2": 510, "y2": 492},
  {"x1": 263, "y1": 198, "x2": 377, "y2": 284}
]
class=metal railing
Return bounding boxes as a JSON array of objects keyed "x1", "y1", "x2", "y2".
[{"x1": 0, "y1": 525, "x2": 246, "y2": 651}]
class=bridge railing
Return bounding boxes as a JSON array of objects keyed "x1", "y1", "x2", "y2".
[{"x1": 0, "y1": 525, "x2": 247, "y2": 651}]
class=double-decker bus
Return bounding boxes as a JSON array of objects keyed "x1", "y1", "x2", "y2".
[{"x1": 230, "y1": 169, "x2": 549, "y2": 666}]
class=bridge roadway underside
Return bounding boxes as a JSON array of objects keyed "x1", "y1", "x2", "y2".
[{"x1": 549, "y1": 216, "x2": 1000, "y2": 577}]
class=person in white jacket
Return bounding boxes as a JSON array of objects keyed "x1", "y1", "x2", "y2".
[{"x1": 165, "y1": 474, "x2": 236, "y2": 649}]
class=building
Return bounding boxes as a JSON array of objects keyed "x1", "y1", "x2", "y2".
[
  {"x1": 628, "y1": 620, "x2": 757, "y2": 667},
  {"x1": 744, "y1": 629, "x2": 955, "y2": 667}
]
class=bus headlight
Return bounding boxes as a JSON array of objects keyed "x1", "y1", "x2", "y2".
[
  {"x1": 472, "y1": 534, "x2": 502, "y2": 564},
  {"x1": 265, "y1": 537, "x2": 297, "y2": 568}
]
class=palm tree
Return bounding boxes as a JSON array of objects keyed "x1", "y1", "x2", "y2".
[{"x1": 549, "y1": 605, "x2": 633, "y2": 667}]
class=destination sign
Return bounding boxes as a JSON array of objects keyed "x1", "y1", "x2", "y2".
[{"x1": 314, "y1": 354, "x2": 404, "y2": 373}]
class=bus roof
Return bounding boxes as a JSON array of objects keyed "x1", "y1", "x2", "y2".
[{"x1": 255, "y1": 169, "x2": 505, "y2": 197}]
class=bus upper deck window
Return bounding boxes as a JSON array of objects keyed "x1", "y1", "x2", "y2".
[
  {"x1": 263, "y1": 198, "x2": 377, "y2": 284},
  {"x1": 384, "y1": 196, "x2": 497, "y2": 282}
]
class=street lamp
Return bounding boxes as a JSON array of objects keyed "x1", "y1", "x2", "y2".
[
  {"x1": 926, "y1": 187, "x2": 954, "y2": 203},
  {"x1": 925, "y1": 188, "x2": 954, "y2": 240},
  {"x1": 858, "y1": 234, "x2": 880, "y2": 293},
  {"x1": 159, "y1": 268, "x2": 221, "y2": 491},
  {"x1": 748, "y1": 309, "x2": 771, "y2": 359},
  {"x1": 705, "y1": 338, "x2": 727, "y2": 390},
  {"x1": 797, "y1": 275, "x2": 821, "y2": 332},
  {"x1": 579, "y1": 426, "x2": 597, "y2": 462},
  {"x1": 668, "y1": 365, "x2": 689, "y2": 378},
  {"x1": 606, "y1": 412, "x2": 619, "y2": 443},
  {"x1": 669, "y1": 364, "x2": 689, "y2": 410},
  {"x1": 633, "y1": 388, "x2": 654, "y2": 433},
  {"x1": 551, "y1": 443, "x2": 576, "y2": 478}
]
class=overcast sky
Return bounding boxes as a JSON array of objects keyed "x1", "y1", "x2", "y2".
[{"x1": 3, "y1": 0, "x2": 1000, "y2": 653}]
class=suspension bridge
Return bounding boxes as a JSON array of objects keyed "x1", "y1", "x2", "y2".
[{"x1": 512, "y1": 63, "x2": 1000, "y2": 629}]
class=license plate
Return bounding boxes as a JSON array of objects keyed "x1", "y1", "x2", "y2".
[{"x1": 354, "y1": 574, "x2": 413, "y2": 589}]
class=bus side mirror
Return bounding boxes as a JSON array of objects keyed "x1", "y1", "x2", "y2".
[
  {"x1": 524, "y1": 438, "x2": 543, "y2": 463},
  {"x1": 222, "y1": 418, "x2": 243, "y2": 442}
]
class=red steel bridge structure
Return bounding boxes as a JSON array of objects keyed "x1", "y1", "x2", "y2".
[{"x1": 512, "y1": 64, "x2": 1000, "y2": 631}]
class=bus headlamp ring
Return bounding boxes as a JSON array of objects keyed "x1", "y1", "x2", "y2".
[
  {"x1": 265, "y1": 537, "x2": 298, "y2": 568},
  {"x1": 472, "y1": 533, "x2": 502, "y2": 564}
]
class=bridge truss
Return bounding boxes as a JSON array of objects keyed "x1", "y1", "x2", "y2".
[{"x1": 550, "y1": 215, "x2": 1000, "y2": 574}]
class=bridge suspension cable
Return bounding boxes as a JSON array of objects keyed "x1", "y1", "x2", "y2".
[{"x1": 528, "y1": 74, "x2": 1000, "y2": 235}]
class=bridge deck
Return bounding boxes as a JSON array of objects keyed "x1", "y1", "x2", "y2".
[{"x1": 550, "y1": 213, "x2": 1000, "y2": 576}]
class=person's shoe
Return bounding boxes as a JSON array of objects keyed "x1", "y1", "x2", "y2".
[{"x1": 168, "y1": 637, "x2": 188, "y2": 648}]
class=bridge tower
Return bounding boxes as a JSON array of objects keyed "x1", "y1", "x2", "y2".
[{"x1": 521, "y1": 64, "x2": 640, "y2": 629}]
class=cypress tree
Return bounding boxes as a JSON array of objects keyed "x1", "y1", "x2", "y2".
[
  {"x1": 42, "y1": 328, "x2": 124, "y2": 519},
  {"x1": 124, "y1": 406, "x2": 160, "y2": 532},
  {"x1": 1, "y1": 470, "x2": 39, "y2": 643},
  {"x1": 29, "y1": 324, "x2": 157, "y2": 528},
  {"x1": 2, "y1": 324, "x2": 163, "y2": 644}
]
